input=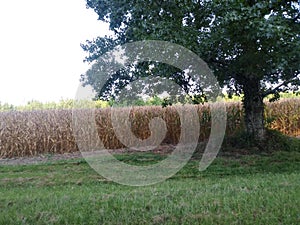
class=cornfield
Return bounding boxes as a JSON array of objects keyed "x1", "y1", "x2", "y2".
[
  {"x1": 265, "y1": 98, "x2": 300, "y2": 137},
  {"x1": 0, "y1": 98, "x2": 299, "y2": 158}
]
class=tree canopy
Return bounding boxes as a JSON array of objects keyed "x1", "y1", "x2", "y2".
[{"x1": 81, "y1": 0, "x2": 300, "y2": 140}]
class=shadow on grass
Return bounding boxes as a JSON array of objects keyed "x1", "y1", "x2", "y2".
[{"x1": 0, "y1": 131, "x2": 299, "y2": 188}]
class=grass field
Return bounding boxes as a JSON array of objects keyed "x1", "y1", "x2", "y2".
[{"x1": 0, "y1": 151, "x2": 299, "y2": 224}]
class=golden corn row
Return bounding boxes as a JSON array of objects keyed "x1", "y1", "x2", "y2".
[{"x1": 0, "y1": 99, "x2": 299, "y2": 158}]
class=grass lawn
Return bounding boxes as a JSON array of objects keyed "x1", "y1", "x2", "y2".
[{"x1": 0, "y1": 151, "x2": 299, "y2": 224}]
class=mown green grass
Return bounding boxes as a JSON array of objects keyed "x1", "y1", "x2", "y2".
[{"x1": 0, "y1": 151, "x2": 299, "y2": 224}]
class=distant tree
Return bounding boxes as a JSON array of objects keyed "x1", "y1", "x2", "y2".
[
  {"x1": 81, "y1": 0, "x2": 300, "y2": 141},
  {"x1": 0, "y1": 102, "x2": 15, "y2": 111}
]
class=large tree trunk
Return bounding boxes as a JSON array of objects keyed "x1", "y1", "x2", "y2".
[{"x1": 242, "y1": 78, "x2": 266, "y2": 141}]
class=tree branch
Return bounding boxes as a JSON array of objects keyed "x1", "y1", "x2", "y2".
[{"x1": 262, "y1": 76, "x2": 300, "y2": 97}]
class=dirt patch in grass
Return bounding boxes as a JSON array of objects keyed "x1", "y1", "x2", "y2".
[{"x1": 0, "y1": 144, "x2": 176, "y2": 166}]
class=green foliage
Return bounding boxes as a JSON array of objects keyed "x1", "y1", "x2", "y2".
[
  {"x1": 82, "y1": 0, "x2": 299, "y2": 98},
  {"x1": 81, "y1": 0, "x2": 300, "y2": 139},
  {"x1": 147, "y1": 95, "x2": 165, "y2": 106},
  {"x1": 0, "y1": 102, "x2": 14, "y2": 111},
  {"x1": 1, "y1": 92, "x2": 300, "y2": 111},
  {"x1": 0, "y1": 99, "x2": 110, "y2": 111}
]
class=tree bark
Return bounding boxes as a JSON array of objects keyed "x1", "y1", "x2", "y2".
[{"x1": 242, "y1": 78, "x2": 266, "y2": 141}]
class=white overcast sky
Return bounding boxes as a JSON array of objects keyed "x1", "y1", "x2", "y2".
[{"x1": 0, "y1": 0, "x2": 110, "y2": 105}]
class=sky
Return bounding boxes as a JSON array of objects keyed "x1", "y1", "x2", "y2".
[{"x1": 0, "y1": 0, "x2": 111, "y2": 105}]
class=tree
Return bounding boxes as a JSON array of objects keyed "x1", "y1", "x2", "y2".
[{"x1": 81, "y1": 0, "x2": 300, "y2": 141}]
